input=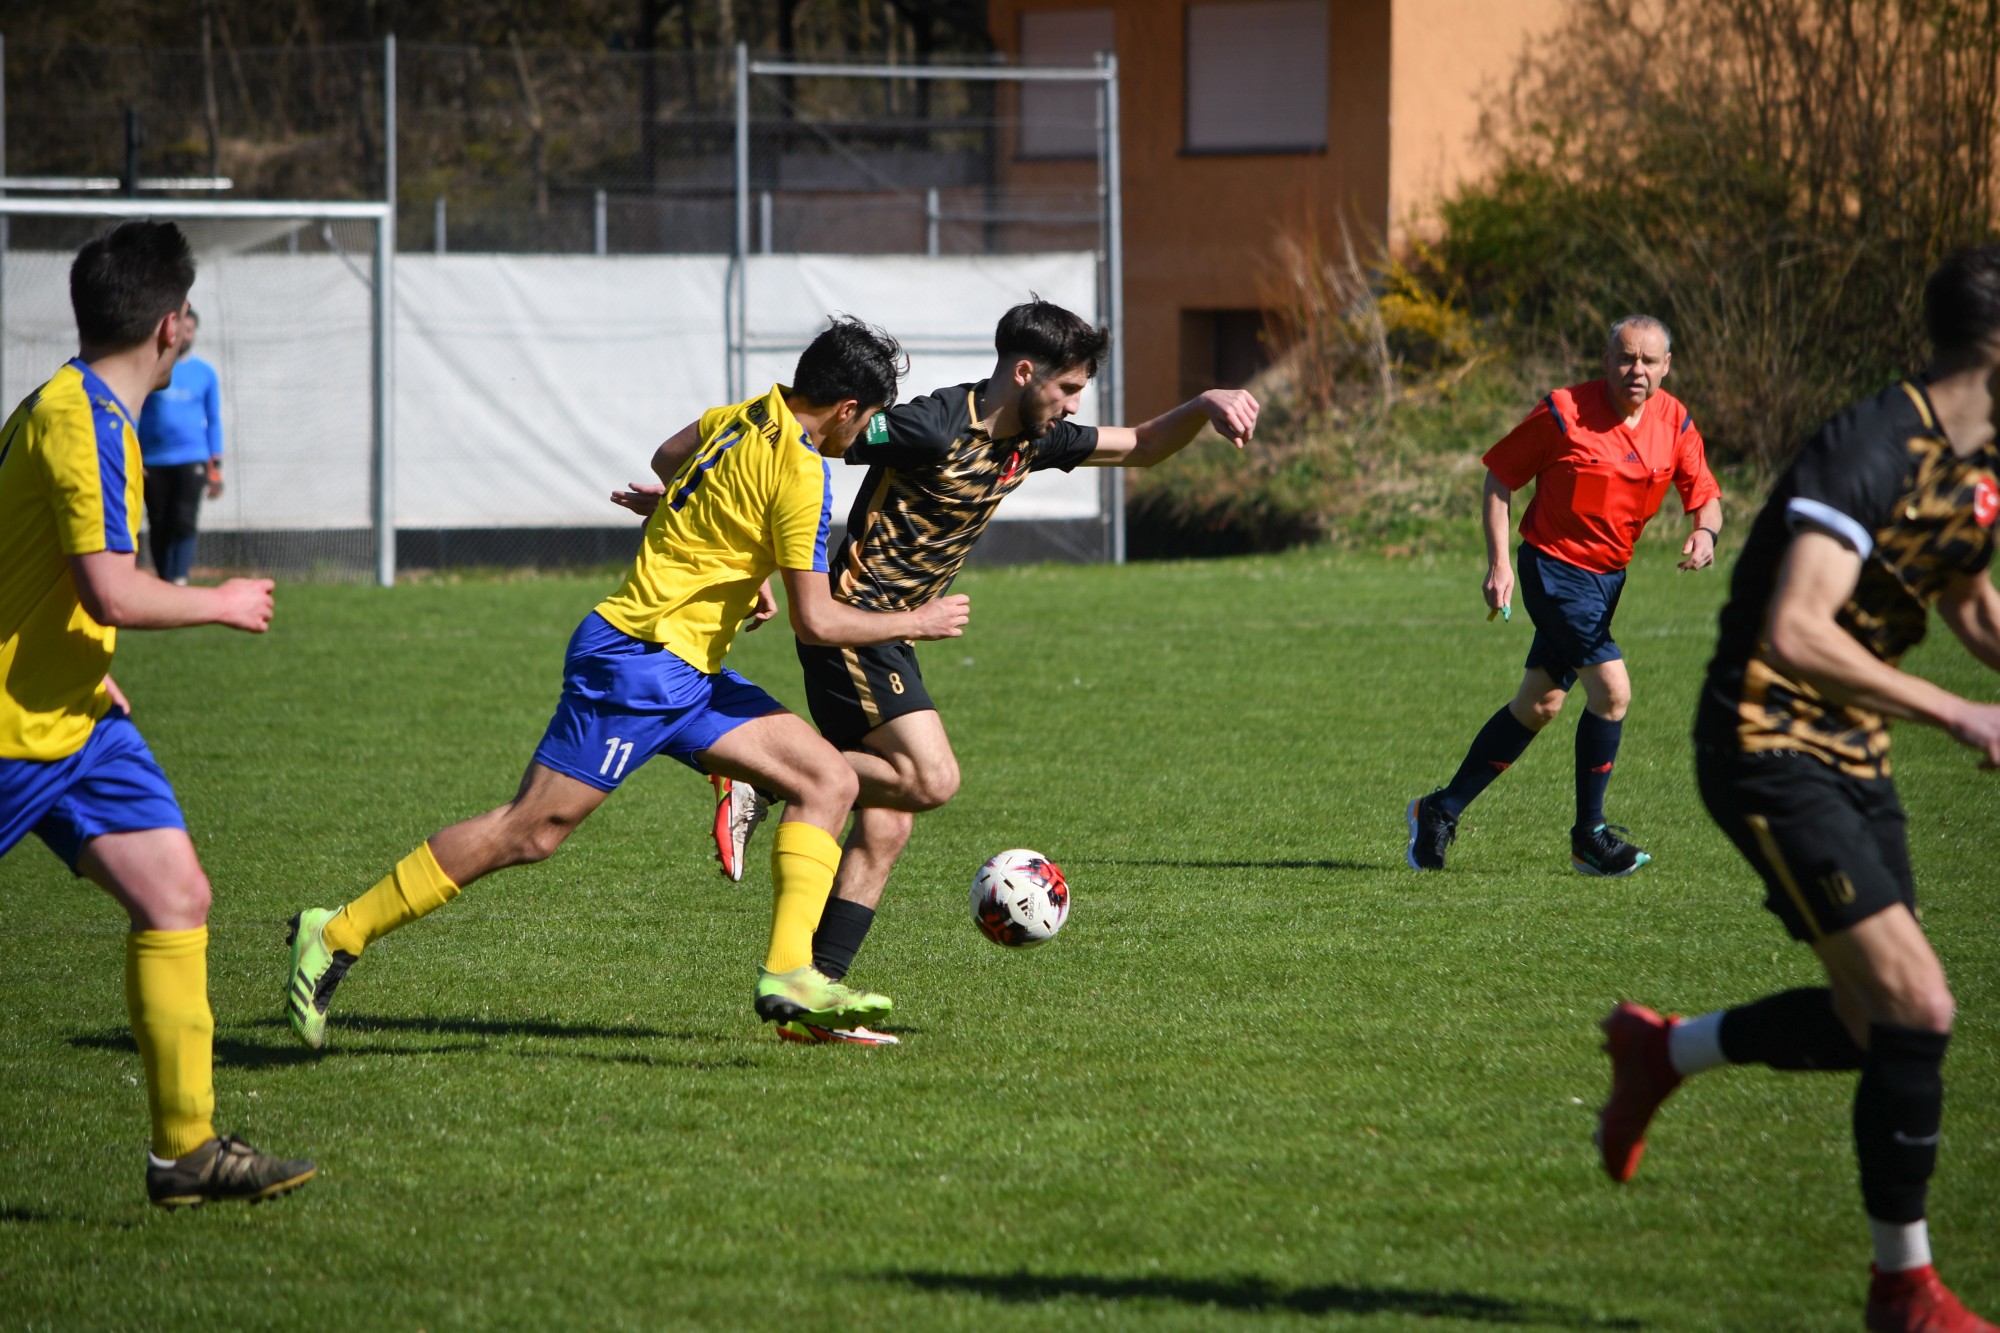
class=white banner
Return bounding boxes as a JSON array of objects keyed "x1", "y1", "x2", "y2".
[{"x1": 3, "y1": 250, "x2": 1104, "y2": 532}]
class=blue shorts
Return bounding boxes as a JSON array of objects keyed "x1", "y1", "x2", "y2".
[
  {"x1": 1518, "y1": 543, "x2": 1626, "y2": 691},
  {"x1": 0, "y1": 710, "x2": 187, "y2": 872},
  {"x1": 530, "y1": 612, "x2": 784, "y2": 790}
]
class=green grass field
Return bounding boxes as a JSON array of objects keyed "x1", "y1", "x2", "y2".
[{"x1": 2, "y1": 550, "x2": 1996, "y2": 1331}]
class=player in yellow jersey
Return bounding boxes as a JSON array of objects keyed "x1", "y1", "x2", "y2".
[
  {"x1": 0, "y1": 221, "x2": 315, "y2": 1207},
  {"x1": 284, "y1": 319, "x2": 970, "y2": 1048}
]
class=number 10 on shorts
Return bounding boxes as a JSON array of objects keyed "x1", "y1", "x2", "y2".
[{"x1": 600, "y1": 737, "x2": 634, "y2": 780}]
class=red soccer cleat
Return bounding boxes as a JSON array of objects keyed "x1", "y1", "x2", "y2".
[
  {"x1": 710, "y1": 775, "x2": 769, "y2": 883},
  {"x1": 1593, "y1": 1001, "x2": 1683, "y2": 1182},
  {"x1": 1867, "y1": 1265, "x2": 1999, "y2": 1333}
]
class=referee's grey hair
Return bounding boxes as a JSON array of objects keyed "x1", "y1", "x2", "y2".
[{"x1": 1606, "y1": 314, "x2": 1671, "y2": 355}]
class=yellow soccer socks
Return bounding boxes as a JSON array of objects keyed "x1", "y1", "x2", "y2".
[
  {"x1": 125, "y1": 928, "x2": 217, "y2": 1159},
  {"x1": 322, "y1": 841, "x2": 461, "y2": 956},
  {"x1": 765, "y1": 821, "x2": 841, "y2": 974}
]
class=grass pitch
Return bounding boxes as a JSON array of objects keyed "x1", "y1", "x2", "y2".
[{"x1": 2, "y1": 549, "x2": 1995, "y2": 1331}]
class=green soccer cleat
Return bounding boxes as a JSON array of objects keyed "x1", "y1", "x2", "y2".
[
  {"x1": 147, "y1": 1134, "x2": 317, "y2": 1210},
  {"x1": 752, "y1": 965, "x2": 893, "y2": 1027},
  {"x1": 286, "y1": 908, "x2": 356, "y2": 1050}
]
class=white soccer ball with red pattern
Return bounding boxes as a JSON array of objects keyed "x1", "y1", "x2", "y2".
[{"x1": 971, "y1": 849, "x2": 1069, "y2": 947}]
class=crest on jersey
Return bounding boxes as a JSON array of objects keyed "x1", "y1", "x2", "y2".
[{"x1": 1976, "y1": 477, "x2": 1999, "y2": 528}]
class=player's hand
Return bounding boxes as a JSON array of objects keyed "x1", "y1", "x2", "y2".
[
  {"x1": 1945, "y1": 700, "x2": 2000, "y2": 769},
  {"x1": 610, "y1": 481, "x2": 665, "y2": 517},
  {"x1": 1200, "y1": 389, "x2": 1259, "y2": 448},
  {"x1": 102, "y1": 674, "x2": 132, "y2": 717},
  {"x1": 1679, "y1": 528, "x2": 1716, "y2": 572},
  {"x1": 206, "y1": 461, "x2": 224, "y2": 500},
  {"x1": 742, "y1": 579, "x2": 777, "y2": 632},
  {"x1": 1484, "y1": 563, "x2": 1514, "y2": 613},
  {"x1": 213, "y1": 577, "x2": 274, "y2": 633},
  {"x1": 909, "y1": 594, "x2": 971, "y2": 640}
]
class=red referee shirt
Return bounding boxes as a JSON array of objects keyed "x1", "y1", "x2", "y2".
[{"x1": 1483, "y1": 380, "x2": 1720, "y2": 574}]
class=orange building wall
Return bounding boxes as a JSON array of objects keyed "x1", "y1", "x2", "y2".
[
  {"x1": 990, "y1": 0, "x2": 1561, "y2": 418},
  {"x1": 1386, "y1": 0, "x2": 1566, "y2": 241}
]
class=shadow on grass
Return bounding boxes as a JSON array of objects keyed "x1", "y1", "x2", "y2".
[
  {"x1": 69, "y1": 1030, "x2": 470, "y2": 1069},
  {"x1": 246, "y1": 1013, "x2": 690, "y2": 1042},
  {"x1": 70, "y1": 1012, "x2": 716, "y2": 1072},
  {"x1": 1099, "y1": 857, "x2": 1387, "y2": 873},
  {"x1": 889, "y1": 1271, "x2": 1642, "y2": 1329}
]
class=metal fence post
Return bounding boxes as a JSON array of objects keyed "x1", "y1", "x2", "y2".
[
  {"x1": 730, "y1": 42, "x2": 750, "y2": 403},
  {"x1": 759, "y1": 189, "x2": 772, "y2": 255},
  {"x1": 1101, "y1": 52, "x2": 1126, "y2": 565},
  {"x1": 376, "y1": 35, "x2": 398, "y2": 586},
  {"x1": 594, "y1": 188, "x2": 608, "y2": 255},
  {"x1": 925, "y1": 187, "x2": 940, "y2": 257},
  {"x1": 433, "y1": 195, "x2": 446, "y2": 254}
]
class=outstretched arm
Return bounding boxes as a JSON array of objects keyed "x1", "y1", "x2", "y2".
[
  {"x1": 1767, "y1": 530, "x2": 2000, "y2": 764},
  {"x1": 779, "y1": 568, "x2": 969, "y2": 648},
  {"x1": 69, "y1": 551, "x2": 272, "y2": 632},
  {"x1": 1082, "y1": 389, "x2": 1258, "y2": 468}
]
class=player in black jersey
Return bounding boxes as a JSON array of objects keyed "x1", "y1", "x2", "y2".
[
  {"x1": 616, "y1": 300, "x2": 1256, "y2": 1039},
  {"x1": 1594, "y1": 249, "x2": 2000, "y2": 1333}
]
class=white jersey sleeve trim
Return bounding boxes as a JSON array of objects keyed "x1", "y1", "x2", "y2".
[{"x1": 1786, "y1": 496, "x2": 1874, "y2": 560}]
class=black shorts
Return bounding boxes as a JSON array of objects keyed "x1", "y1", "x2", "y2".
[
  {"x1": 143, "y1": 461, "x2": 207, "y2": 544},
  {"x1": 1519, "y1": 543, "x2": 1626, "y2": 691},
  {"x1": 796, "y1": 639, "x2": 936, "y2": 750},
  {"x1": 1694, "y1": 737, "x2": 1914, "y2": 944}
]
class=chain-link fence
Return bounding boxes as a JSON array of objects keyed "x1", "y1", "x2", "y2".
[
  {"x1": 4, "y1": 40, "x2": 1104, "y2": 258},
  {"x1": 2, "y1": 38, "x2": 1120, "y2": 579}
]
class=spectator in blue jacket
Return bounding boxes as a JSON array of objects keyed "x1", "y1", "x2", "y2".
[{"x1": 137, "y1": 307, "x2": 223, "y2": 584}]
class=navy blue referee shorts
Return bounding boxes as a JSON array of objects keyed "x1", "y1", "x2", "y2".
[{"x1": 1518, "y1": 543, "x2": 1625, "y2": 691}]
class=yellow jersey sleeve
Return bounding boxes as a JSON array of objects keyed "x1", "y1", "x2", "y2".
[
  {"x1": 771, "y1": 427, "x2": 834, "y2": 573},
  {"x1": 43, "y1": 371, "x2": 141, "y2": 556},
  {"x1": 0, "y1": 362, "x2": 139, "y2": 761}
]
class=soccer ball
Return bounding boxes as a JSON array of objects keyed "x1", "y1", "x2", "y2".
[{"x1": 971, "y1": 849, "x2": 1069, "y2": 947}]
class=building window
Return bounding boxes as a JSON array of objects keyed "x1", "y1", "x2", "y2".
[
  {"x1": 1018, "y1": 9, "x2": 1114, "y2": 159},
  {"x1": 1184, "y1": 1, "x2": 1328, "y2": 154},
  {"x1": 1180, "y1": 310, "x2": 1272, "y2": 399}
]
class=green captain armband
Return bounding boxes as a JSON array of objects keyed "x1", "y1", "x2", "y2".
[{"x1": 864, "y1": 413, "x2": 892, "y2": 445}]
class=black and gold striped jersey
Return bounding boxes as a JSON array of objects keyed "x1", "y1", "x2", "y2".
[
  {"x1": 832, "y1": 382, "x2": 1098, "y2": 613},
  {"x1": 1701, "y1": 380, "x2": 2000, "y2": 778}
]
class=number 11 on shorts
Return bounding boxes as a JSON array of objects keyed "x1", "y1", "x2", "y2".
[{"x1": 600, "y1": 737, "x2": 634, "y2": 780}]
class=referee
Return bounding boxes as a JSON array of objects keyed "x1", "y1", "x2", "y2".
[
  {"x1": 136, "y1": 306, "x2": 222, "y2": 585},
  {"x1": 1407, "y1": 315, "x2": 1722, "y2": 875}
]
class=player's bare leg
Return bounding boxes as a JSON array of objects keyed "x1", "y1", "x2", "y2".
[
  {"x1": 1507, "y1": 665, "x2": 1570, "y2": 733},
  {"x1": 428, "y1": 763, "x2": 614, "y2": 884},
  {"x1": 288, "y1": 762, "x2": 612, "y2": 1048},
  {"x1": 82, "y1": 828, "x2": 315, "y2": 1205},
  {"x1": 698, "y1": 713, "x2": 886, "y2": 1029},
  {"x1": 842, "y1": 709, "x2": 961, "y2": 815},
  {"x1": 805, "y1": 711, "x2": 959, "y2": 992}
]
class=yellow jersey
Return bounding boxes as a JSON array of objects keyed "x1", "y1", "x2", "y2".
[
  {"x1": 596, "y1": 385, "x2": 832, "y2": 674},
  {"x1": 0, "y1": 360, "x2": 142, "y2": 761}
]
